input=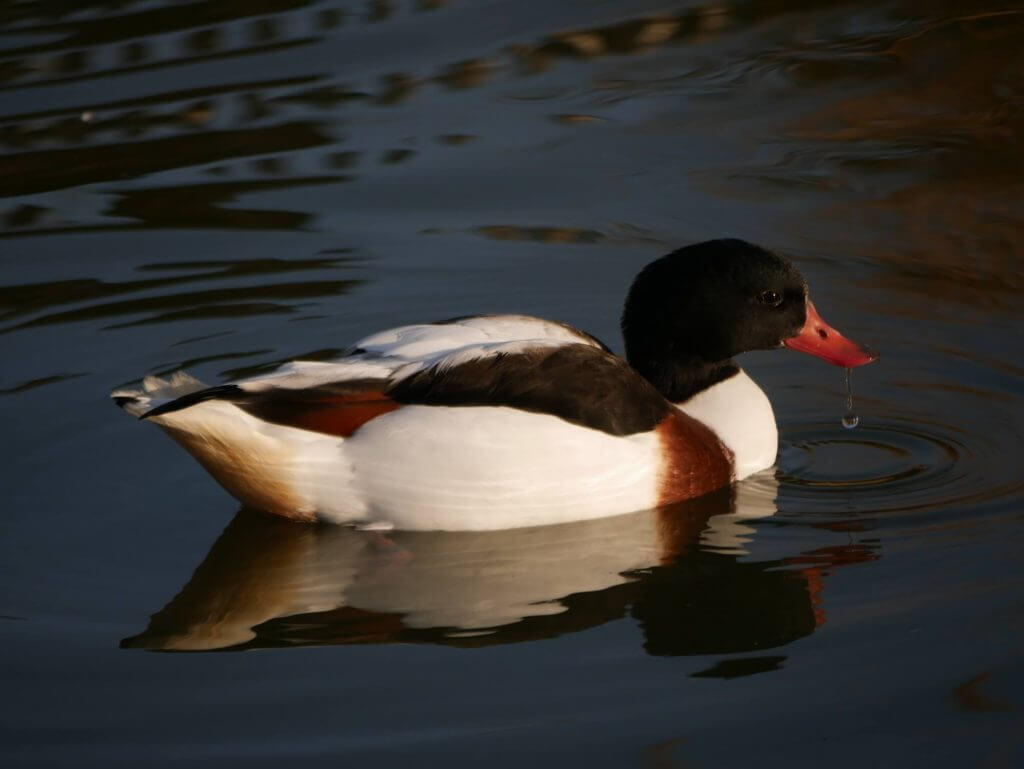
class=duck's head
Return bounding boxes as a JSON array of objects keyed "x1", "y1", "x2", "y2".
[{"x1": 621, "y1": 239, "x2": 876, "y2": 400}]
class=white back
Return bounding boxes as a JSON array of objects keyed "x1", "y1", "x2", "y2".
[{"x1": 235, "y1": 314, "x2": 604, "y2": 393}]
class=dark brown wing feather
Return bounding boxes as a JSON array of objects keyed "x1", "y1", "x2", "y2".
[{"x1": 142, "y1": 345, "x2": 672, "y2": 438}]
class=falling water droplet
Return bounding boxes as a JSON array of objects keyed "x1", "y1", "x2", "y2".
[{"x1": 842, "y1": 366, "x2": 859, "y2": 429}]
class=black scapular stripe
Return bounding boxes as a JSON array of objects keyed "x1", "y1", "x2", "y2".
[
  {"x1": 388, "y1": 344, "x2": 670, "y2": 436},
  {"x1": 140, "y1": 346, "x2": 670, "y2": 437}
]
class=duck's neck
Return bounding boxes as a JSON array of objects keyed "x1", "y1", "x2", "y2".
[{"x1": 625, "y1": 352, "x2": 740, "y2": 404}]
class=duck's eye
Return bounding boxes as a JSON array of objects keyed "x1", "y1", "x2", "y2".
[{"x1": 758, "y1": 290, "x2": 783, "y2": 307}]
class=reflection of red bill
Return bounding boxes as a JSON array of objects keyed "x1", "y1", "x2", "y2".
[{"x1": 784, "y1": 300, "x2": 878, "y2": 367}]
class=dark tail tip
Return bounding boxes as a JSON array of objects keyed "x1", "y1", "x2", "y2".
[{"x1": 140, "y1": 384, "x2": 244, "y2": 420}]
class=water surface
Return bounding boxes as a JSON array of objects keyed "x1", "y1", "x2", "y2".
[{"x1": 2, "y1": 1, "x2": 1023, "y2": 767}]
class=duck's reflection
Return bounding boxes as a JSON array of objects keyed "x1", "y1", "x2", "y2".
[{"x1": 122, "y1": 477, "x2": 876, "y2": 656}]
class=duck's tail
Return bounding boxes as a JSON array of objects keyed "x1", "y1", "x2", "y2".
[{"x1": 111, "y1": 371, "x2": 208, "y2": 418}]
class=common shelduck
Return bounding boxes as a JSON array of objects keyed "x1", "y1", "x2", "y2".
[{"x1": 112, "y1": 239, "x2": 876, "y2": 530}]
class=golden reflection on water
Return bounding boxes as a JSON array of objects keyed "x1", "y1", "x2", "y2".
[
  {"x1": 739, "y1": 7, "x2": 1024, "y2": 310},
  {"x1": 0, "y1": 255, "x2": 360, "y2": 332},
  {"x1": 0, "y1": 122, "x2": 333, "y2": 197},
  {"x1": 474, "y1": 225, "x2": 605, "y2": 244},
  {"x1": 0, "y1": 0, "x2": 1018, "y2": 319}
]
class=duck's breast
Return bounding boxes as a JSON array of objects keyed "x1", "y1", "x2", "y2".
[{"x1": 675, "y1": 368, "x2": 778, "y2": 479}]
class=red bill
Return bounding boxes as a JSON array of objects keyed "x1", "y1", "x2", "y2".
[{"x1": 784, "y1": 299, "x2": 878, "y2": 367}]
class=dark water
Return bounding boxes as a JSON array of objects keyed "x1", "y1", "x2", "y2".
[{"x1": 2, "y1": 1, "x2": 1023, "y2": 766}]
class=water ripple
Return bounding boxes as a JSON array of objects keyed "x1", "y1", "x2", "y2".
[{"x1": 777, "y1": 414, "x2": 1022, "y2": 517}]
